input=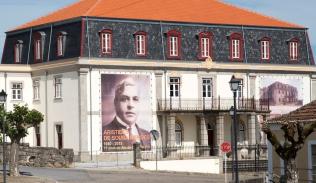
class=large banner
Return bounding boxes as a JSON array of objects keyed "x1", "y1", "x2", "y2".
[
  {"x1": 259, "y1": 77, "x2": 303, "y2": 119},
  {"x1": 101, "y1": 74, "x2": 152, "y2": 151}
]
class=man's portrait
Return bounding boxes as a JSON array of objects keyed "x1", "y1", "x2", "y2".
[{"x1": 101, "y1": 74, "x2": 152, "y2": 151}]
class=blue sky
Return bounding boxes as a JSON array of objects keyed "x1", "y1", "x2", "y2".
[{"x1": 0, "y1": 0, "x2": 315, "y2": 61}]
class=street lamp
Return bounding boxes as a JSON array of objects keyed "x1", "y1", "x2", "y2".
[
  {"x1": 229, "y1": 75, "x2": 241, "y2": 183},
  {"x1": 0, "y1": 89, "x2": 7, "y2": 183}
]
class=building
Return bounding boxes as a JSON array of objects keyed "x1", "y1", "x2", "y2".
[{"x1": 0, "y1": 0, "x2": 315, "y2": 165}]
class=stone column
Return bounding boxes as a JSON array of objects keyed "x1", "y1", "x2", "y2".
[
  {"x1": 78, "y1": 68, "x2": 89, "y2": 161},
  {"x1": 216, "y1": 114, "x2": 224, "y2": 156},
  {"x1": 248, "y1": 113, "x2": 256, "y2": 158},
  {"x1": 167, "y1": 114, "x2": 176, "y2": 146},
  {"x1": 197, "y1": 115, "x2": 208, "y2": 156},
  {"x1": 167, "y1": 114, "x2": 177, "y2": 157}
]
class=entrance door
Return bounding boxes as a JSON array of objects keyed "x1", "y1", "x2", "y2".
[
  {"x1": 207, "y1": 124, "x2": 214, "y2": 155},
  {"x1": 169, "y1": 77, "x2": 180, "y2": 109},
  {"x1": 202, "y1": 78, "x2": 212, "y2": 109}
]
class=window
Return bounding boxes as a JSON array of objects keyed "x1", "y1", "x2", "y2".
[
  {"x1": 202, "y1": 78, "x2": 212, "y2": 98},
  {"x1": 260, "y1": 37, "x2": 270, "y2": 60},
  {"x1": 289, "y1": 38, "x2": 299, "y2": 61},
  {"x1": 33, "y1": 80, "x2": 40, "y2": 100},
  {"x1": 229, "y1": 33, "x2": 243, "y2": 61},
  {"x1": 167, "y1": 30, "x2": 181, "y2": 59},
  {"x1": 35, "y1": 125, "x2": 41, "y2": 146},
  {"x1": 14, "y1": 40, "x2": 23, "y2": 63},
  {"x1": 175, "y1": 122, "x2": 182, "y2": 146},
  {"x1": 134, "y1": 31, "x2": 147, "y2": 56},
  {"x1": 12, "y1": 83, "x2": 23, "y2": 100},
  {"x1": 237, "y1": 79, "x2": 243, "y2": 99},
  {"x1": 56, "y1": 124, "x2": 63, "y2": 149},
  {"x1": 57, "y1": 32, "x2": 67, "y2": 57},
  {"x1": 169, "y1": 77, "x2": 180, "y2": 97},
  {"x1": 33, "y1": 32, "x2": 45, "y2": 63},
  {"x1": 54, "y1": 77, "x2": 62, "y2": 99},
  {"x1": 199, "y1": 32, "x2": 212, "y2": 59},
  {"x1": 99, "y1": 29, "x2": 112, "y2": 55},
  {"x1": 238, "y1": 123, "x2": 245, "y2": 143}
]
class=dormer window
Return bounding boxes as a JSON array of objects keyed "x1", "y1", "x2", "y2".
[
  {"x1": 14, "y1": 40, "x2": 23, "y2": 63},
  {"x1": 99, "y1": 29, "x2": 112, "y2": 55},
  {"x1": 260, "y1": 37, "x2": 271, "y2": 61},
  {"x1": 229, "y1": 33, "x2": 243, "y2": 61},
  {"x1": 57, "y1": 31, "x2": 67, "y2": 57},
  {"x1": 288, "y1": 38, "x2": 299, "y2": 61},
  {"x1": 134, "y1": 31, "x2": 147, "y2": 56},
  {"x1": 167, "y1": 30, "x2": 181, "y2": 59},
  {"x1": 33, "y1": 32, "x2": 46, "y2": 63},
  {"x1": 198, "y1": 32, "x2": 212, "y2": 60}
]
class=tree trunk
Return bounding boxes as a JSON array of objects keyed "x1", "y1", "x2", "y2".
[
  {"x1": 9, "y1": 141, "x2": 19, "y2": 176},
  {"x1": 284, "y1": 158, "x2": 298, "y2": 183}
]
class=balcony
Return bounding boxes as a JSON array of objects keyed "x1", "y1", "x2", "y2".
[{"x1": 157, "y1": 97, "x2": 270, "y2": 113}]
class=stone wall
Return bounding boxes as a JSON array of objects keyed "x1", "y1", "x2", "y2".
[{"x1": 0, "y1": 143, "x2": 74, "y2": 168}]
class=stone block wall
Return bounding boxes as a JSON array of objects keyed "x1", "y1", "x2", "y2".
[{"x1": 0, "y1": 143, "x2": 74, "y2": 168}]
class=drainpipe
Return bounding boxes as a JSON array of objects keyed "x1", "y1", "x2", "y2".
[
  {"x1": 45, "y1": 71, "x2": 48, "y2": 147},
  {"x1": 89, "y1": 66, "x2": 93, "y2": 161}
]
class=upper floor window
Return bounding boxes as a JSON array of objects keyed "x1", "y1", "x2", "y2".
[
  {"x1": 260, "y1": 37, "x2": 271, "y2": 60},
  {"x1": 33, "y1": 80, "x2": 40, "y2": 100},
  {"x1": 167, "y1": 30, "x2": 181, "y2": 59},
  {"x1": 202, "y1": 78, "x2": 212, "y2": 98},
  {"x1": 199, "y1": 32, "x2": 212, "y2": 59},
  {"x1": 237, "y1": 79, "x2": 243, "y2": 99},
  {"x1": 54, "y1": 77, "x2": 62, "y2": 99},
  {"x1": 33, "y1": 32, "x2": 46, "y2": 63},
  {"x1": 99, "y1": 29, "x2": 112, "y2": 55},
  {"x1": 288, "y1": 38, "x2": 299, "y2": 61},
  {"x1": 134, "y1": 31, "x2": 147, "y2": 56},
  {"x1": 169, "y1": 77, "x2": 180, "y2": 97},
  {"x1": 14, "y1": 40, "x2": 23, "y2": 63},
  {"x1": 229, "y1": 33, "x2": 243, "y2": 61},
  {"x1": 57, "y1": 31, "x2": 67, "y2": 57},
  {"x1": 12, "y1": 82, "x2": 23, "y2": 100}
]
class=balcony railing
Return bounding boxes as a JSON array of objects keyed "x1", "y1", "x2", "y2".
[{"x1": 157, "y1": 97, "x2": 269, "y2": 112}]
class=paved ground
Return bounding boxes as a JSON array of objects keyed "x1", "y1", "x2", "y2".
[{"x1": 0, "y1": 165, "x2": 266, "y2": 183}]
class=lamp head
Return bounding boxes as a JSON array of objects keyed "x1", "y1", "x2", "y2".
[
  {"x1": 229, "y1": 75, "x2": 241, "y2": 91},
  {"x1": 0, "y1": 90, "x2": 7, "y2": 103}
]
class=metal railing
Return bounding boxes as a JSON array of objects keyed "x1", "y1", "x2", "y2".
[
  {"x1": 157, "y1": 97, "x2": 270, "y2": 112},
  {"x1": 141, "y1": 145, "x2": 219, "y2": 160}
]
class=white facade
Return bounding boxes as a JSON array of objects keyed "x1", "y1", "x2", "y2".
[{"x1": 0, "y1": 59, "x2": 316, "y2": 161}]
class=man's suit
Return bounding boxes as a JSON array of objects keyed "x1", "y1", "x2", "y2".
[{"x1": 103, "y1": 117, "x2": 151, "y2": 151}]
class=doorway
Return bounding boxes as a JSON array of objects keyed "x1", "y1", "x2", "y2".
[{"x1": 207, "y1": 123, "x2": 214, "y2": 155}]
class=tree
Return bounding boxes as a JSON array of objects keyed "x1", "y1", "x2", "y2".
[
  {"x1": 0, "y1": 104, "x2": 44, "y2": 176},
  {"x1": 262, "y1": 100, "x2": 316, "y2": 183}
]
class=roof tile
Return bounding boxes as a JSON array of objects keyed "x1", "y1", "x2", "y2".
[{"x1": 12, "y1": 0, "x2": 303, "y2": 31}]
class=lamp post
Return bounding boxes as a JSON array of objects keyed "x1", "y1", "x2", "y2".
[
  {"x1": 229, "y1": 75, "x2": 241, "y2": 183},
  {"x1": 0, "y1": 89, "x2": 7, "y2": 183}
]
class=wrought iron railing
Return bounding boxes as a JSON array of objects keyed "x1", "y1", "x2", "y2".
[{"x1": 157, "y1": 97, "x2": 269, "y2": 112}]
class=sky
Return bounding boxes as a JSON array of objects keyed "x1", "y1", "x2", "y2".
[{"x1": 0, "y1": 0, "x2": 315, "y2": 61}]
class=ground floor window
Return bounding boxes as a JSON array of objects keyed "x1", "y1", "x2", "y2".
[
  {"x1": 56, "y1": 124, "x2": 63, "y2": 149},
  {"x1": 175, "y1": 122, "x2": 182, "y2": 146},
  {"x1": 35, "y1": 125, "x2": 41, "y2": 146}
]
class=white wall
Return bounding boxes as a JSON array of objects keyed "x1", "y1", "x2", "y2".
[{"x1": 140, "y1": 158, "x2": 221, "y2": 174}]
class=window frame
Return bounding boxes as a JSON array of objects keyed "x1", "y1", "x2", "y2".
[
  {"x1": 169, "y1": 77, "x2": 180, "y2": 98},
  {"x1": 99, "y1": 29, "x2": 112, "y2": 56},
  {"x1": 35, "y1": 125, "x2": 41, "y2": 146},
  {"x1": 175, "y1": 122, "x2": 183, "y2": 146},
  {"x1": 134, "y1": 31, "x2": 147, "y2": 57},
  {"x1": 166, "y1": 30, "x2": 181, "y2": 60},
  {"x1": 55, "y1": 124, "x2": 63, "y2": 149},
  {"x1": 14, "y1": 40, "x2": 23, "y2": 64},
  {"x1": 11, "y1": 82, "x2": 23, "y2": 101},
  {"x1": 33, "y1": 80, "x2": 40, "y2": 100},
  {"x1": 202, "y1": 78, "x2": 212, "y2": 98},
  {"x1": 198, "y1": 32, "x2": 213, "y2": 60},
  {"x1": 57, "y1": 31, "x2": 67, "y2": 57},
  {"x1": 288, "y1": 38, "x2": 299, "y2": 61},
  {"x1": 260, "y1": 37, "x2": 271, "y2": 61},
  {"x1": 33, "y1": 32, "x2": 45, "y2": 63},
  {"x1": 229, "y1": 33, "x2": 244, "y2": 61},
  {"x1": 54, "y1": 77, "x2": 62, "y2": 99}
]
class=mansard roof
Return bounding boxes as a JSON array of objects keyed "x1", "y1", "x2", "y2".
[
  {"x1": 266, "y1": 100, "x2": 316, "y2": 124},
  {"x1": 12, "y1": 0, "x2": 303, "y2": 31}
]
